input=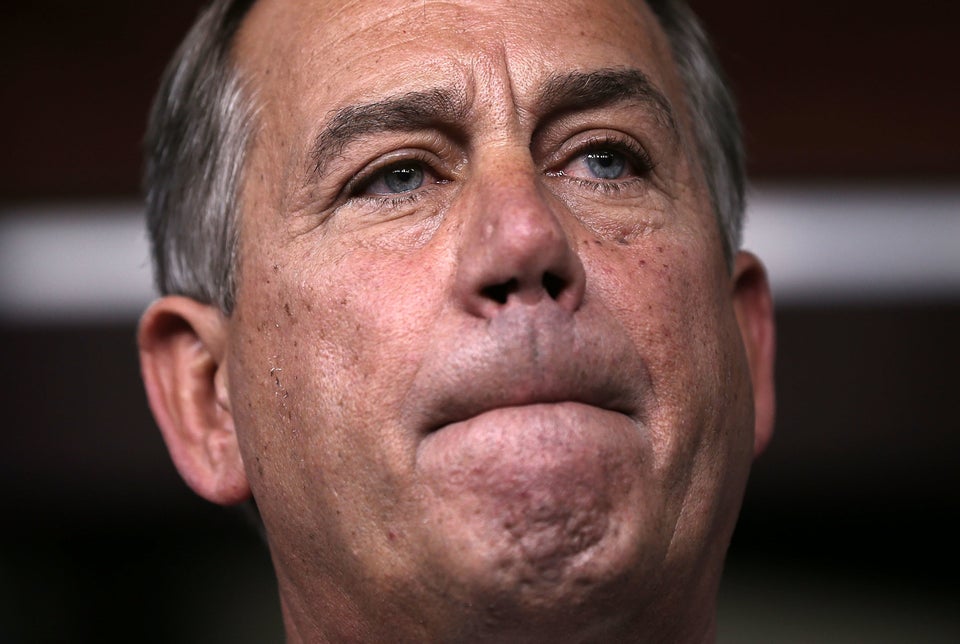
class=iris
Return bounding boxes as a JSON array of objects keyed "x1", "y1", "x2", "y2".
[
  {"x1": 383, "y1": 164, "x2": 424, "y2": 193},
  {"x1": 584, "y1": 150, "x2": 626, "y2": 180}
]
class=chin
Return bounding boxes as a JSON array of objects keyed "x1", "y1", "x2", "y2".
[
  {"x1": 412, "y1": 413, "x2": 671, "y2": 639},
  {"x1": 421, "y1": 519, "x2": 717, "y2": 643},
  {"x1": 425, "y1": 528, "x2": 674, "y2": 644}
]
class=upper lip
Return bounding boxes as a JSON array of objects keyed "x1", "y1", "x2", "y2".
[{"x1": 403, "y1": 305, "x2": 651, "y2": 434}]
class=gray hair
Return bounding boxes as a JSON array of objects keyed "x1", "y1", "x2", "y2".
[
  {"x1": 144, "y1": 0, "x2": 257, "y2": 313},
  {"x1": 143, "y1": 0, "x2": 744, "y2": 314},
  {"x1": 647, "y1": 0, "x2": 746, "y2": 261}
]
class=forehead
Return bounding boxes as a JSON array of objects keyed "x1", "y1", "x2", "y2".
[{"x1": 234, "y1": 0, "x2": 678, "y2": 123}]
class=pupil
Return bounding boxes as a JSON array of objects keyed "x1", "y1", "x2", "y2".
[
  {"x1": 586, "y1": 151, "x2": 625, "y2": 180},
  {"x1": 384, "y1": 165, "x2": 423, "y2": 193}
]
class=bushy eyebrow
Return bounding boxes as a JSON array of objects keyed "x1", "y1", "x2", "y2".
[
  {"x1": 308, "y1": 68, "x2": 677, "y2": 178},
  {"x1": 536, "y1": 68, "x2": 679, "y2": 142},
  {"x1": 310, "y1": 88, "x2": 468, "y2": 177}
]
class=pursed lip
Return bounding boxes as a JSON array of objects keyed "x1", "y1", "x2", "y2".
[
  {"x1": 421, "y1": 376, "x2": 638, "y2": 435},
  {"x1": 402, "y1": 304, "x2": 652, "y2": 437}
]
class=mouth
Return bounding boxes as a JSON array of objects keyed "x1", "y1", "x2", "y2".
[
  {"x1": 423, "y1": 385, "x2": 637, "y2": 435},
  {"x1": 403, "y1": 301, "x2": 653, "y2": 441}
]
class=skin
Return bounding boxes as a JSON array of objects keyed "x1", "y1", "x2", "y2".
[{"x1": 138, "y1": 0, "x2": 775, "y2": 641}]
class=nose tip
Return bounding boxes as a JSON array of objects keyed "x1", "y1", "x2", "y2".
[{"x1": 455, "y1": 181, "x2": 586, "y2": 319}]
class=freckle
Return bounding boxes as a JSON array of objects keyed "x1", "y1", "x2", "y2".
[
  {"x1": 639, "y1": 259, "x2": 647, "y2": 267},
  {"x1": 388, "y1": 531, "x2": 397, "y2": 541},
  {"x1": 306, "y1": 303, "x2": 313, "y2": 312},
  {"x1": 284, "y1": 302, "x2": 292, "y2": 317},
  {"x1": 657, "y1": 246, "x2": 664, "y2": 253}
]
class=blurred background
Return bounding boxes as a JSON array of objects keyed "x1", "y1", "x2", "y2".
[{"x1": 1, "y1": 0, "x2": 957, "y2": 641}]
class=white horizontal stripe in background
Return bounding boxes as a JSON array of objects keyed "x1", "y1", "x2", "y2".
[
  {"x1": 0, "y1": 203, "x2": 152, "y2": 323},
  {"x1": 743, "y1": 185, "x2": 960, "y2": 305},
  {"x1": 1, "y1": 185, "x2": 958, "y2": 322}
]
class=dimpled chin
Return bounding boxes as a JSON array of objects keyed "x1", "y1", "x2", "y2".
[{"x1": 415, "y1": 402, "x2": 651, "y2": 603}]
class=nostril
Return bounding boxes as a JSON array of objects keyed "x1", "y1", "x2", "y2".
[
  {"x1": 481, "y1": 278, "x2": 518, "y2": 304},
  {"x1": 542, "y1": 272, "x2": 566, "y2": 300}
]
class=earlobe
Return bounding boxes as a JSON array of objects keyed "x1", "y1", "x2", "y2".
[
  {"x1": 731, "y1": 252, "x2": 776, "y2": 457},
  {"x1": 138, "y1": 296, "x2": 251, "y2": 505}
]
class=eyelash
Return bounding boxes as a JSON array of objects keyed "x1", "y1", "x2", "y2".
[
  {"x1": 342, "y1": 151, "x2": 446, "y2": 208},
  {"x1": 351, "y1": 187, "x2": 427, "y2": 209},
  {"x1": 339, "y1": 134, "x2": 655, "y2": 209},
  {"x1": 551, "y1": 135, "x2": 655, "y2": 192},
  {"x1": 363, "y1": 192, "x2": 427, "y2": 210}
]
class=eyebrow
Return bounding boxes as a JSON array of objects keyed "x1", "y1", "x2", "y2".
[
  {"x1": 309, "y1": 68, "x2": 678, "y2": 178},
  {"x1": 535, "y1": 68, "x2": 679, "y2": 141},
  {"x1": 311, "y1": 88, "x2": 468, "y2": 177}
]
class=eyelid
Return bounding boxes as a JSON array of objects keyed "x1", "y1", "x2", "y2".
[
  {"x1": 342, "y1": 149, "x2": 448, "y2": 200},
  {"x1": 547, "y1": 132, "x2": 655, "y2": 178}
]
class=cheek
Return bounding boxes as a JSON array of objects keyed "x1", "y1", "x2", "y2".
[
  {"x1": 586, "y1": 234, "x2": 748, "y2": 462},
  {"x1": 227, "y1": 241, "x2": 451, "y2": 502},
  {"x1": 587, "y1": 232, "x2": 755, "y2": 562},
  {"x1": 224, "y1": 249, "x2": 448, "y2": 585}
]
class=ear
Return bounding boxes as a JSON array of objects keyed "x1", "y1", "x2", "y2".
[
  {"x1": 731, "y1": 251, "x2": 776, "y2": 457},
  {"x1": 138, "y1": 296, "x2": 250, "y2": 505}
]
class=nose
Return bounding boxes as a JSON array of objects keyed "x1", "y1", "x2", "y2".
[{"x1": 453, "y1": 169, "x2": 586, "y2": 319}]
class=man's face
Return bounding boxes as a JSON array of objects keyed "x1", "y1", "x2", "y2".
[{"x1": 221, "y1": 0, "x2": 771, "y2": 638}]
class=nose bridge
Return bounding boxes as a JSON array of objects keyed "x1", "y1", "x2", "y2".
[
  {"x1": 481, "y1": 164, "x2": 564, "y2": 263},
  {"x1": 453, "y1": 152, "x2": 586, "y2": 318}
]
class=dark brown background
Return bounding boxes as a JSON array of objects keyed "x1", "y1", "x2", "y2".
[
  {"x1": 1, "y1": 1, "x2": 958, "y2": 641},
  {"x1": 3, "y1": 0, "x2": 958, "y2": 201}
]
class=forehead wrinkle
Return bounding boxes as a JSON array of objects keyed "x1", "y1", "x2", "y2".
[{"x1": 310, "y1": 86, "x2": 470, "y2": 178}]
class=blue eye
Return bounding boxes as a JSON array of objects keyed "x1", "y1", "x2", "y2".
[
  {"x1": 364, "y1": 162, "x2": 426, "y2": 195},
  {"x1": 584, "y1": 150, "x2": 626, "y2": 180},
  {"x1": 553, "y1": 139, "x2": 652, "y2": 184}
]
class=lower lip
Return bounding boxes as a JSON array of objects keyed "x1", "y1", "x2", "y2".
[{"x1": 416, "y1": 401, "x2": 644, "y2": 468}]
